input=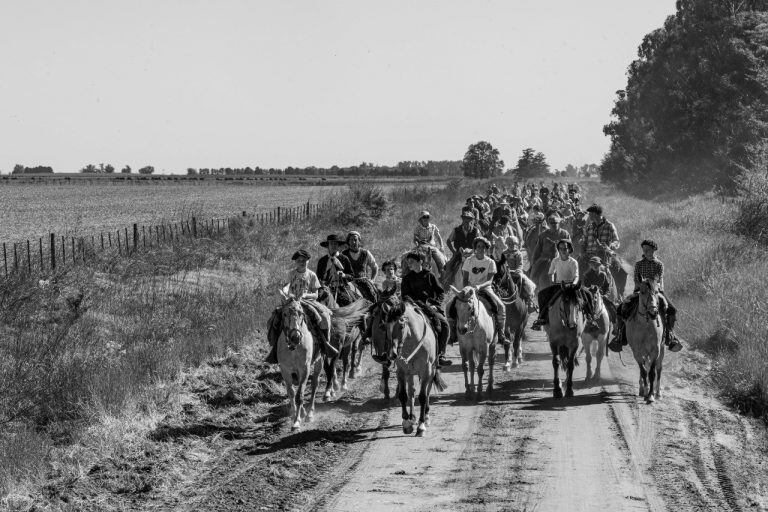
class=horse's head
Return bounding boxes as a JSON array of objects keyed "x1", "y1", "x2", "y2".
[
  {"x1": 279, "y1": 295, "x2": 305, "y2": 349},
  {"x1": 378, "y1": 294, "x2": 407, "y2": 361},
  {"x1": 638, "y1": 279, "x2": 660, "y2": 319},
  {"x1": 450, "y1": 285, "x2": 478, "y2": 335}
]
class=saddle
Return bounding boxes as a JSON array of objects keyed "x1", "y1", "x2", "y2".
[{"x1": 409, "y1": 299, "x2": 444, "y2": 336}]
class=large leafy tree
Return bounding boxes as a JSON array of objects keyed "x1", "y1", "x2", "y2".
[
  {"x1": 514, "y1": 148, "x2": 550, "y2": 179},
  {"x1": 602, "y1": 0, "x2": 768, "y2": 193},
  {"x1": 462, "y1": 141, "x2": 504, "y2": 178}
]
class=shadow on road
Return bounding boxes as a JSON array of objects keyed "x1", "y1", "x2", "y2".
[{"x1": 244, "y1": 423, "x2": 389, "y2": 456}]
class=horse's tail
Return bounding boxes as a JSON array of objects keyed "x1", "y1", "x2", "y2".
[{"x1": 433, "y1": 369, "x2": 448, "y2": 392}]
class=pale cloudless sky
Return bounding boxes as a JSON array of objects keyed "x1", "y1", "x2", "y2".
[{"x1": 0, "y1": 1, "x2": 676, "y2": 173}]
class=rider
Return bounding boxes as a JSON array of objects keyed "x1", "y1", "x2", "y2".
[
  {"x1": 447, "y1": 237, "x2": 508, "y2": 344},
  {"x1": 265, "y1": 249, "x2": 335, "y2": 364},
  {"x1": 446, "y1": 210, "x2": 481, "y2": 257},
  {"x1": 316, "y1": 234, "x2": 355, "y2": 305},
  {"x1": 582, "y1": 204, "x2": 623, "y2": 296},
  {"x1": 531, "y1": 239, "x2": 585, "y2": 330},
  {"x1": 380, "y1": 259, "x2": 401, "y2": 295},
  {"x1": 531, "y1": 213, "x2": 570, "y2": 265},
  {"x1": 413, "y1": 210, "x2": 446, "y2": 276},
  {"x1": 608, "y1": 240, "x2": 683, "y2": 353},
  {"x1": 401, "y1": 251, "x2": 452, "y2": 367},
  {"x1": 496, "y1": 235, "x2": 537, "y2": 311},
  {"x1": 582, "y1": 255, "x2": 618, "y2": 324},
  {"x1": 342, "y1": 231, "x2": 378, "y2": 280}
]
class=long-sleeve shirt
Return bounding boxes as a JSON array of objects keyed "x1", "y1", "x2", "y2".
[
  {"x1": 634, "y1": 256, "x2": 664, "y2": 290},
  {"x1": 582, "y1": 269, "x2": 610, "y2": 296},
  {"x1": 532, "y1": 227, "x2": 570, "y2": 263},
  {"x1": 583, "y1": 218, "x2": 620, "y2": 257},
  {"x1": 316, "y1": 253, "x2": 354, "y2": 286},
  {"x1": 401, "y1": 269, "x2": 445, "y2": 306},
  {"x1": 413, "y1": 222, "x2": 443, "y2": 248}
]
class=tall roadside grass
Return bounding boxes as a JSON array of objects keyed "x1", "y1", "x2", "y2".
[
  {"x1": 0, "y1": 179, "x2": 478, "y2": 504},
  {"x1": 586, "y1": 182, "x2": 768, "y2": 422}
]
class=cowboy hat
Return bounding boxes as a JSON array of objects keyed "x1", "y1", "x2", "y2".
[
  {"x1": 292, "y1": 249, "x2": 311, "y2": 261},
  {"x1": 320, "y1": 234, "x2": 345, "y2": 247},
  {"x1": 556, "y1": 238, "x2": 574, "y2": 254}
]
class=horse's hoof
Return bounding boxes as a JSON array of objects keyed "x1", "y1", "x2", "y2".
[
  {"x1": 342, "y1": 383, "x2": 349, "y2": 391},
  {"x1": 565, "y1": 387, "x2": 574, "y2": 398},
  {"x1": 553, "y1": 387, "x2": 564, "y2": 399},
  {"x1": 402, "y1": 420, "x2": 414, "y2": 435},
  {"x1": 415, "y1": 423, "x2": 426, "y2": 437},
  {"x1": 378, "y1": 380, "x2": 386, "y2": 394},
  {"x1": 475, "y1": 390, "x2": 483, "y2": 401},
  {"x1": 503, "y1": 363, "x2": 511, "y2": 372},
  {"x1": 383, "y1": 392, "x2": 390, "y2": 400},
  {"x1": 486, "y1": 385, "x2": 493, "y2": 395},
  {"x1": 655, "y1": 392, "x2": 662, "y2": 400},
  {"x1": 424, "y1": 416, "x2": 431, "y2": 427},
  {"x1": 307, "y1": 413, "x2": 315, "y2": 423},
  {"x1": 291, "y1": 422, "x2": 301, "y2": 431},
  {"x1": 646, "y1": 395, "x2": 655, "y2": 404}
]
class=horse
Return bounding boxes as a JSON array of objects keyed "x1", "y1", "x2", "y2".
[
  {"x1": 322, "y1": 298, "x2": 371, "y2": 401},
  {"x1": 581, "y1": 286, "x2": 611, "y2": 385},
  {"x1": 368, "y1": 289, "x2": 398, "y2": 399},
  {"x1": 379, "y1": 296, "x2": 447, "y2": 436},
  {"x1": 449, "y1": 285, "x2": 496, "y2": 399},
  {"x1": 494, "y1": 267, "x2": 528, "y2": 371},
  {"x1": 543, "y1": 285, "x2": 588, "y2": 398},
  {"x1": 441, "y1": 248, "x2": 473, "y2": 292},
  {"x1": 625, "y1": 279, "x2": 665, "y2": 403},
  {"x1": 276, "y1": 293, "x2": 323, "y2": 430}
]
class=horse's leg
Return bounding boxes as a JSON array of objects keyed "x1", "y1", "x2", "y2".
[
  {"x1": 647, "y1": 360, "x2": 657, "y2": 403},
  {"x1": 552, "y1": 349, "x2": 563, "y2": 398},
  {"x1": 486, "y1": 341, "x2": 495, "y2": 395},
  {"x1": 340, "y1": 345, "x2": 350, "y2": 391},
  {"x1": 460, "y1": 345, "x2": 472, "y2": 398},
  {"x1": 323, "y1": 355, "x2": 336, "y2": 401},
  {"x1": 281, "y1": 367, "x2": 297, "y2": 420},
  {"x1": 416, "y1": 372, "x2": 429, "y2": 437},
  {"x1": 655, "y1": 358, "x2": 663, "y2": 400},
  {"x1": 503, "y1": 328, "x2": 512, "y2": 372},
  {"x1": 380, "y1": 363, "x2": 391, "y2": 399},
  {"x1": 638, "y1": 362, "x2": 648, "y2": 397},
  {"x1": 476, "y1": 344, "x2": 486, "y2": 400},
  {"x1": 594, "y1": 332, "x2": 605, "y2": 382},
  {"x1": 514, "y1": 317, "x2": 524, "y2": 366},
  {"x1": 398, "y1": 371, "x2": 413, "y2": 434},
  {"x1": 468, "y1": 348, "x2": 477, "y2": 399},
  {"x1": 584, "y1": 336, "x2": 593, "y2": 384},
  {"x1": 407, "y1": 373, "x2": 417, "y2": 432},
  {"x1": 307, "y1": 358, "x2": 321, "y2": 422},
  {"x1": 565, "y1": 349, "x2": 575, "y2": 398},
  {"x1": 292, "y1": 376, "x2": 306, "y2": 430},
  {"x1": 348, "y1": 337, "x2": 358, "y2": 379}
]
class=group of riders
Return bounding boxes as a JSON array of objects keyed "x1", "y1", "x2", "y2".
[{"x1": 265, "y1": 180, "x2": 683, "y2": 372}]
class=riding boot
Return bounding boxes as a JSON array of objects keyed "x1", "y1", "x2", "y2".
[
  {"x1": 664, "y1": 310, "x2": 683, "y2": 353},
  {"x1": 495, "y1": 313, "x2": 508, "y2": 344},
  {"x1": 448, "y1": 318, "x2": 458, "y2": 345},
  {"x1": 531, "y1": 304, "x2": 548, "y2": 330},
  {"x1": 607, "y1": 319, "x2": 625, "y2": 353},
  {"x1": 437, "y1": 321, "x2": 452, "y2": 366}
]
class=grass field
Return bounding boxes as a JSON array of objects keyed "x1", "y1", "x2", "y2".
[{"x1": 0, "y1": 182, "x2": 401, "y2": 242}]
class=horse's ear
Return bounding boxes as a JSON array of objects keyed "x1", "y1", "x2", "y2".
[
  {"x1": 279, "y1": 287, "x2": 289, "y2": 300},
  {"x1": 449, "y1": 285, "x2": 460, "y2": 295}
]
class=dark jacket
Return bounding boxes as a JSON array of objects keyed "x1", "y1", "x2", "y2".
[
  {"x1": 402, "y1": 269, "x2": 445, "y2": 307},
  {"x1": 316, "y1": 253, "x2": 353, "y2": 285},
  {"x1": 583, "y1": 268, "x2": 610, "y2": 296}
]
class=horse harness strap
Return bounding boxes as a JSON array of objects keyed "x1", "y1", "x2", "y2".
[{"x1": 399, "y1": 309, "x2": 430, "y2": 365}]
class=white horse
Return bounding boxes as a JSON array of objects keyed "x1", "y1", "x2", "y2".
[
  {"x1": 276, "y1": 292, "x2": 322, "y2": 430},
  {"x1": 626, "y1": 279, "x2": 665, "y2": 403},
  {"x1": 582, "y1": 287, "x2": 610, "y2": 384},
  {"x1": 450, "y1": 285, "x2": 496, "y2": 400}
]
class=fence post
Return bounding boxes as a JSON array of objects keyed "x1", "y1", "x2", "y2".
[
  {"x1": 117, "y1": 230, "x2": 121, "y2": 255},
  {"x1": 61, "y1": 235, "x2": 65, "y2": 264},
  {"x1": 306, "y1": 201, "x2": 310, "y2": 217},
  {"x1": 125, "y1": 228, "x2": 129, "y2": 253},
  {"x1": 133, "y1": 224, "x2": 139, "y2": 251},
  {"x1": 13, "y1": 243, "x2": 18, "y2": 271},
  {"x1": 71, "y1": 237, "x2": 75, "y2": 265},
  {"x1": 26, "y1": 240, "x2": 31, "y2": 272},
  {"x1": 50, "y1": 233, "x2": 56, "y2": 271},
  {"x1": 39, "y1": 238, "x2": 43, "y2": 270},
  {"x1": 277, "y1": 206, "x2": 281, "y2": 223},
  {"x1": 142, "y1": 226, "x2": 146, "y2": 248},
  {"x1": 3, "y1": 242, "x2": 6, "y2": 276},
  {"x1": 100, "y1": 233, "x2": 104, "y2": 250},
  {"x1": 192, "y1": 217, "x2": 197, "y2": 237}
]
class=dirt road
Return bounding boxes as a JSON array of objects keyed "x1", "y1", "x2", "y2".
[{"x1": 168, "y1": 322, "x2": 766, "y2": 512}]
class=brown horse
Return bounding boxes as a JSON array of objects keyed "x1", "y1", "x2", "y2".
[
  {"x1": 322, "y1": 298, "x2": 371, "y2": 401},
  {"x1": 543, "y1": 286, "x2": 588, "y2": 398},
  {"x1": 626, "y1": 279, "x2": 665, "y2": 403},
  {"x1": 495, "y1": 268, "x2": 528, "y2": 371},
  {"x1": 582, "y1": 286, "x2": 611, "y2": 384}
]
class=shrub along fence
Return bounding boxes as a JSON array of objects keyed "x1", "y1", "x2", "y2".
[{"x1": 1, "y1": 198, "x2": 340, "y2": 278}]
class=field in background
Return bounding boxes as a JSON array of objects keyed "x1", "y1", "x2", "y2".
[{"x1": 0, "y1": 181, "x2": 443, "y2": 242}]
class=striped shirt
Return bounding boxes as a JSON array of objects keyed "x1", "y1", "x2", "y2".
[
  {"x1": 634, "y1": 256, "x2": 664, "y2": 290},
  {"x1": 414, "y1": 222, "x2": 441, "y2": 247}
]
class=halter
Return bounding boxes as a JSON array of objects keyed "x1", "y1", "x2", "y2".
[
  {"x1": 385, "y1": 305, "x2": 430, "y2": 365},
  {"x1": 637, "y1": 281, "x2": 661, "y2": 327},
  {"x1": 454, "y1": 291, "x2": 478, "y2": 335}
]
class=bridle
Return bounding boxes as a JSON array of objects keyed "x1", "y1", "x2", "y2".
[
  {"x1": 637, "y1": 281, "x2": 661, "y2": 326},
  {"x1": 382, "y1": 303, "x2": 429, "y2": 365},
  {"x1": 281, "y1": 301, "x2": 306, "y2": 350},
  {"x1": 454, "y1": 291, "x2": 478, "y2": 335}
]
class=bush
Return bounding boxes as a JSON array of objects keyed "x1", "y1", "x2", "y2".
[
  {"x1": 329, "y1": 185, "x2": 391, "y2": 227},
  {"x1": 733, "y1": 168, "x2": 768, "y2": 243}
]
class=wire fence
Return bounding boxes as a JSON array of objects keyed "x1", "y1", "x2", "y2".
[{"x1": 1, "y1": 198, "x2": 339, "y2": 279}]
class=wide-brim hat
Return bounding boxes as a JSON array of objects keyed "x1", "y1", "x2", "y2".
[
  {"x1": 320, "y1": 234, "x2": 345, "y2": 247},
  {"x1": 588, "y1": 255, "x2": 602, "y2": 265},
  {"x1": 473, "y1": 236, "x2": 491, "y2": 249},
  {"x1": 640, "y1": 239, "x2": 658, "y2": 250},
  {"x1": 556, "y1": 238, "x2": 574, "y2": 254},
  {"x1": 586, "y1": 203, "x2": 603, "y2": 215},
  {"x1": 292, "y1": 249, "x2": 311, "y2": 261}
]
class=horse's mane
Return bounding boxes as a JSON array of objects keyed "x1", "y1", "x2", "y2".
[
  {"x1": 560, "y1": 282, "x2": 586, "y2": 308},
  {"x1": 332, "y1": 298, "x2": 371, "y2": 334}
]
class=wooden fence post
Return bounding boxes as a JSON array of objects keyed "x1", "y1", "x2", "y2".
[
  {"x1": 277, "y1": 206, "x2": 281, "y2": 223},
  {"x1": 50, "y1": 233, "x2": 56, "y2": 271},
  {"x1": 142, "y1": 225, "x2": 146, "y2": 248},
  {"x1": 26, "y1": 240, "x2": 31, "y2": 272},
  {"x1": 133, "y1": 224, "x2": 139, "y2": 251},
  {"x1": 61, "y1": 235, "x2": 65, "y2": 264},
  {"x1": 38, "y1": 238, "x2": 43, "y2": 270},
  {"x1": 192, "y1": 217, "x2": 197, "y2": 237},
  {"x1": 117, "y1": 230, "x2": 121, "y2": 255},
  {"x1": 100, "y1": 233, "x2": 104, "y2": 250},
  {"x1": 71, "y1": 237, "x2": 75, "y2": 265},
  {"x1": 125, "y1": 227, "x2": 129, "y2": 253},
  {"x1": 3, "y1": 242, "x2": 6, "y2": 276}
]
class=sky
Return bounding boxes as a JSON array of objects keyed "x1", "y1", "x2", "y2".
[{"x1": 0, "y1": 1, "x2": 677, "y2": 174}]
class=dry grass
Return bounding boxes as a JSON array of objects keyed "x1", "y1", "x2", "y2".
[
  {"x1": 0, "y1": 179, "x2": 475, "y2": 507},
  {"x1": 586, "y1": 182, "x2": 768, "y2": 422}
]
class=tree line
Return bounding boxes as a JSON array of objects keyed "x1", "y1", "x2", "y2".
[{"x1": 601, "y1": 0, "x2": 768, "y2": 193}]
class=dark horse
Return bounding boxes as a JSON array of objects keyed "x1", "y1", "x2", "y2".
[{"x1": 494, "y1": 268, "x2": 529, "y2": 371}]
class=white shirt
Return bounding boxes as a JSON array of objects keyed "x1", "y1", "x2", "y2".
[
  {"x1": 548, "y1": 257, "x2": 579, "y2": 284},
  {"x1": 462, "y1": 255, "x2": 497, "y2": 286},
  {"x1": 287, "y1": 268, "x2": 321, "y2": 297}
]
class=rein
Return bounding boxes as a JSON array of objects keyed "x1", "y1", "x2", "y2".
[
  {"x1": 454, "y1": 293, "x2": 478, "y2": 335},
  {"x1": 391, "y1": 307, "x2": 430, "y2": 365}
]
